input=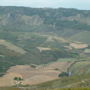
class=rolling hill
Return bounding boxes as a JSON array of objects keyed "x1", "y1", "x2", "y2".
[
  {"x1": 70, "y1": 31, "x2": 90, "y2": 45},
  {"x1": 0, "y1": 32, "x2": 79, "y2": 77},
  {"x1": 0, "y1": 6, "x2": 90, "y2": 88}
]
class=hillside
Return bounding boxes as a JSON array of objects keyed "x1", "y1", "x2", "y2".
[
  {"x1": 0, "y1": 61, "x2": 73, "y2": 87},
  {"x1": 0, "y1": 32, "x2": 79, "y2": 76},
  {"x1": 0, "y1": 6, "x2": 90, "y2": 88},
  {"x1": 70, "y1": 31, "x2": 90, "y2": 45},
  {"x1": 33, "y1": 74, "x2": 90, "y2": 89},
  {"x1": 0, "y1": 58, "x2": 90, "y2": 87},
  {"x1": 0, "y1": 7, "x2": 90, "y2": 34},
  {"x1": 0, "y1": 39, "x2": 26, "y2": 55}
]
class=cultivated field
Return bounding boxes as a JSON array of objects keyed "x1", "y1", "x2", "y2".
[{"x1": 0, "y1": 61, "x2": 73, "y2": 87}]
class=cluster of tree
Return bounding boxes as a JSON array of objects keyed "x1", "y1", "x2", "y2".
[{"x1": 14, "y1": 77, "x2": 23, "y2": 87}]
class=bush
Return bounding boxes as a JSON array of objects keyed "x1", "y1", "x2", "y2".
[{"x1": 58, "y1": 72, "x2": 69, "y2": 77}]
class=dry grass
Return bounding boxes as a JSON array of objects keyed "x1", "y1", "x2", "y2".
[
  {"x1": 70, "y1": 43, "x2": 88, "y2": 49},
  {"x1": 0, "y1": 61, "x2": 73, "y2": 87},
  {"x1": 37, "y1": 47, "x2": 51, "y2": 52}
]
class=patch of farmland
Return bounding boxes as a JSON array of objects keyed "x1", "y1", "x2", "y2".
[{"x1": 0, "y1": 61, "x2": 73, "y2": 87}]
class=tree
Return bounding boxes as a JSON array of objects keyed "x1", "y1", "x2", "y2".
[
  {"x1": 58, "y1": 72, "x2": 72, "y2": 77},
  {"x1": 14, "y1": 77, "x2": 23, "y2": 87},
  {"x1": 58, "y1": 72, "x2": 69, "y2": 77}
]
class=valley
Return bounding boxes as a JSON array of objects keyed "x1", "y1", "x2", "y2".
[{"x1": 0, "y1": 6, "x2": 90, "y2": 89}]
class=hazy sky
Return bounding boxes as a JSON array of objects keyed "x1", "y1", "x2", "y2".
[{"x1": 0, "y1": 0, "x2": 90, "y2": 10}]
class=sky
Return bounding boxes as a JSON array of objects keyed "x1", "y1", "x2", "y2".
[{"x1": 0, "y1": 0, "x2": 90, "y2": 10}]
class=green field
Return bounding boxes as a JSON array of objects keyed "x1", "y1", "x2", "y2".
[
  {"x1": 70, "y1": 31, "x2": 90, "y2": 45},
  {"x1": 69, "y1": 61, "x2": 90, "y2": 75}
]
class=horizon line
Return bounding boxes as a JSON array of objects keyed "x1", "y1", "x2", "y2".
[{"x1": 0, "y1": 5, "x2": 90, "y2": 11}]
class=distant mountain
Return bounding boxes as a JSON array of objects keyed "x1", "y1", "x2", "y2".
[{"x1": 0, "y1": 6, "x2": 90, "y2": 34}]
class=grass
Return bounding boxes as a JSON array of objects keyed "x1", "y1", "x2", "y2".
[
  {"x1": 33, "y1": 74, "x2": 90, "y2": 89},
  {"x1": 70, "y1": 31, "x2": 90, "y2": 45},
  {"x1": 57, "y1": 58, "x2": 76, "y2": 62},
  {"x1": 0, "y1": 87, "x2": 90, "y2": 90},
  {"x1": 26, "y1": 88, "x2": 90, "y2": 90},
  {"x1": 69, "y1": 61, "x2": 90, "y2": 75},
  {"x1": 0, "y1": 87, "x2": 20, "y2": 90}
]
